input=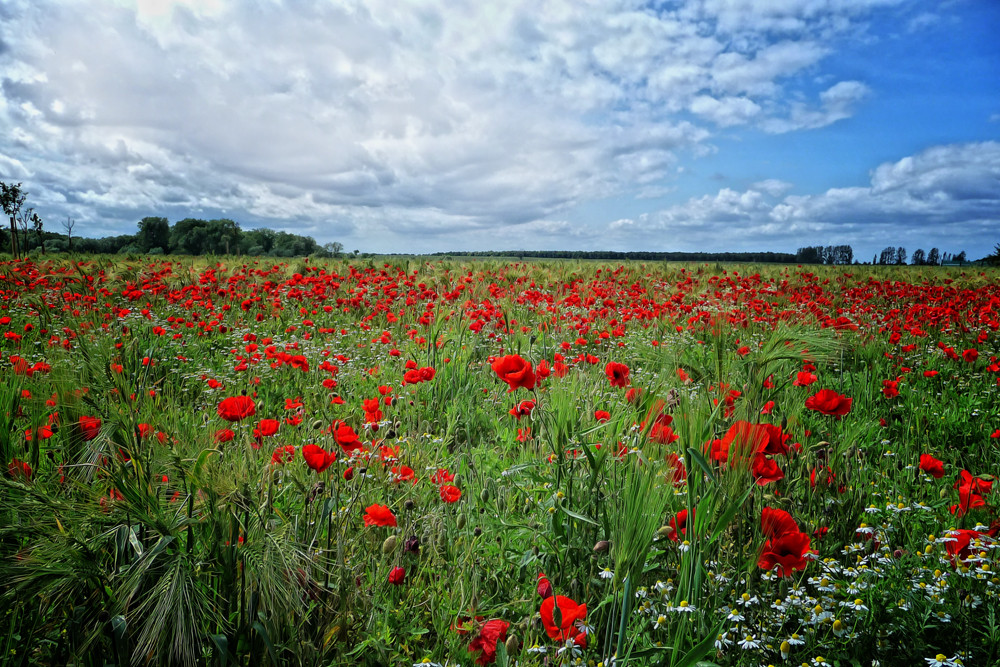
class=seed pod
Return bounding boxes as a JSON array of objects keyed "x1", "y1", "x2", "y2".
[
  {"x1": 311, "y1": 419, "x2": 324, "y2": 430},
  {"x1": 480, "y1": 487, "x2": 490, "y2": 503},
  {"x1": 382, "y1": 535, "x2": 398, "y2": 555},
  {"x1": 504, "y1": 635, "x2": 520, "y2": 656},
  {"x1": 594, "y1": 540, "x2": 611, "y2": 553},
  {"x1": 656, "y1": 526, "x2": 673, "y2": 538},
  {"x1": 456, "y1": 514, "x2": 467, "y2": 530}
]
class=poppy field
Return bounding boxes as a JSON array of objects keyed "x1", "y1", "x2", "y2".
[{"x1": 2, "y1": 256, "x2": 999, "y2": 667}]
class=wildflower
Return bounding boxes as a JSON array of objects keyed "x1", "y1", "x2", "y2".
[
  {"x1": 468, "y1": 618, "x2": 509, "y2": 666},
  {"x1": 491, "y1": 355, "x2": 536, "y2": 392},
  {"x1": 605, "y1": 361, "x2": 630, "y2": 388},
  {"x1": 737, "y1": 634, "x2": 761, "y2": 650},
  {"x1": 599, "y1": 567, "x2": 614, "y2": 580},
  {"x1": 301, "y1": 443, "x2": 335, "y2": 472},
  {"x1": 217, "y1": 396, "x2": 256, "y2": 422},
  {"x1": 363, "y1": 504, "x2": 397, "y2": 527},
  {"x1": 540, "y1": 595, "x2": 587, "y2": 642},
  {"x1": 919, "y1": 454, "x2": 946, "y2": 479},
  {"x1": 804, "y1": 389, "x2": 852, "y2": 417},
  {"x1": 388, "y1": 566, "x2": 405, "y2": 586}
]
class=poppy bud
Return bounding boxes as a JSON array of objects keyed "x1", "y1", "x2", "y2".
[
  {"x1": 656, "y1": 526, "x2": 673, "y2": 538},
  {"x1": 404, "y1": 499, "x2": 415, "y2": 511},
  {"x1": 594, "y1": 540, "x2": 611, "y2": 553},
  {"x1": 504, "y1": 634, "x2": 520, "y2": 656},
  {"x1": 480, "y1": 487, "x2": 490, "y2": 503},
  {"x1": 311, "y1": 419, "x2": 324, "y2": 430},
  {"x1": 382, "y1": 536, "x2": 398, "y2": 555},
  {"x1": 404, "y1": 536, "x2": 420, "y2": 554},
  {"x1": 473, "y1": 527, "x2": 482, "y2": 537},
  {"x1": 457, "y1": 514, "x2": 467, "y2": 530}
]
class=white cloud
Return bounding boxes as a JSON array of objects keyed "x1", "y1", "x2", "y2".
[
  {"x1": 0, "y1": 0, "x2": 939, "y2": 250},
  {"x1": 609, "y1": 142, "x2": 1000, "y2": 257}
]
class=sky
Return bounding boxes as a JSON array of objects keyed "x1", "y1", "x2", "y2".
[{"x1": 1, "y1": 0, "x2": 998, "y2": 259}]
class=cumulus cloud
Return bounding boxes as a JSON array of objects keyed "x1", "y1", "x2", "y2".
[
  {"x1": 610, "y1": 142, "x2": 1000, "y2": 256},
  {"x1": 0, "y1": 0, "x2": 935, "y2": 250}
]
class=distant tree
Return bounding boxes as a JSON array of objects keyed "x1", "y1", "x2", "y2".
[
  {"x1": 170, "y1": 218, "x2": 241, "y2": 255},
  {"x1": 795, "y1": 246, "x2": 821, "y2": 263},
  {"x1": 895, "y1": 247, "x2": 907, "y2": 265},
  {"x1": 241, "y1": 228, "x2": 276, "y2": 254},
  {"x1": 834, "y1": 245, "x2": 853, "y2": 265},
  {"x1": 911, "y1": 249, "x2": 926, "y2": 265},
  {"x1": 0, "y1": 181, "x2": 26, "y2": 258},
  {"x1": 323, "y1": 241, "x2": 344, "y2": 257},
  {"x1": 62, "y1": 216, "x2": 76, "y2": 252},
  {"x1": 954, "y1": 250, "x2": 967, "y2": 263},
  {"x1": 137, "y1": 217, "x2": 170, "y2": 253},
  {"x1": 31, "y1": 212, "x2": 45, "y2": 254},
  {"x1": 927, "y1": 247, "x2": 940, "y2": 266},
  {"x1": 879, "y1": 247, "x2": 895, "y2": 265},
  {"x1": 985, "y1": 244, "x2": 1000, "y2": 266}
]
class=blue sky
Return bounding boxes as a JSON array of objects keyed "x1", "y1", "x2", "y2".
[{"x1": 1, "y1": 0, "x2": 998, "y2": 259}]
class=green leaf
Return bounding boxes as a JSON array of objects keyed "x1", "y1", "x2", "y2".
[
  {"x1": 558, "y1": 502, "x2": 598, "y2": 526},
  {"x1": 672, "y1": 619, "x2": 724, "y2": 667},
  {"x1": 252, "y1": 621, "x2": 279, "y2": 665},
  {"x1": 709, "y1": 485, "x2": 753, "y2": 544},
  {"x1": 210, "y1": 634, "x2": 228, "y2": 667},
  {"x1": 686, "y1": 447, "x2": 716, "y2": 485}
]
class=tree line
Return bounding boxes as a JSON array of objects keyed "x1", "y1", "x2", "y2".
[
  {"x1": 873, "y1": 246, "x2": 967, "y2": 266},
  {"x1": 1, "y1": 181, "x2": 345, "y2": 259}
]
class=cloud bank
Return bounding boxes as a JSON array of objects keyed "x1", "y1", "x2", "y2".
[{"x1": 1, "y1": 0, "x2": 994, "y2": 256}]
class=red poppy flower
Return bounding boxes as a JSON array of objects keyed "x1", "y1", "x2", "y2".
[
  {"x1": 665, "y1": 452, "x2": 686, "y2": 485},
  {"x1": 712, "y1": 421, "x2": 768, "y2": 466},
  {"x1": 945, "y1": 529, "x2": 982, "y2": 565},
  {"x1": 536, "y1": 573, "x2": 553, "y2": 598},
  {"x1": 751, "y1": 454, "x2": 784, "y2": 486},
  {"x1": 594, "y1": 410, "x2": 610, "y2": 423},
  {"x1": 963, "y1": 349, "x2": 979, "y2": 363},
  {"x1": 214, "y1": 428, "x2": 235, "y2": 443},
  {"x1": 792, "y1": 371, "x2": 817, "y2": 387},
  {"x1": 388, "y1": 566, "x2": 405, "y2": 586},
  {"x1": 881, "y1": 378, "x2": 900, "y2": 399},
  {"x1": 667, "y1": 508, "x2": 694, "y2": 542},
  {"x1": 217, "y1": 396, "x2": 256, "y2": 422},
  {"x1": 605, "y1": 361, "x2": 630, "y2": 388},
  {"x1": 439, "y1": 484, "x2": 462, "y2": 503},
  {"x1": 491, "y1": 355, "x2": 536, "y2": 392},
  {"x1": 760, "y1": 507, "x2": 799, "y2": 539},
  {"x1": 79, "y1": 415, "x2": 102, "y2": 441},
  {"x1": 392, "y1": 465, "x2": 417, "y2": 484},
  {"x1": 301, "y1": 443, "x2": 335, "y2": 472},
  {"x1": 952, "y1": 469, "x2": 993, "y2": 517},
  {"x1": 270, "y1": 445, "x2": 296, "y2": 465},
  {"x1": 331, "y1": 420, "x2": 364, "y2": 455},
  {"x1": 254, "y1": 418, "x2": 280, "y2": 438},
  {"x1": 919, "y1": 453, "x2": 945, "y2": 479},
  {"x1": 431, "y1": 468, "x2": 455, "y2": 484},
  {"x1": 509, "y1": 400, "x2": 536, "y2": 420},
  {"x1": 363, "y1": 504, "x2": 397, "y2": 527},
  {"x1": 540, "y1": 595, "x2": 587, "y2": 642},
  {"x1": 468, "y1": 619, "x2": 509, "y2": 666},
  {"x1": 758, "y1": 530, "x2": 811, "y2": 577},
  {"x1": 8, "y1": 458, "x2": 32, "y2": 480},
  {"x1": 804, "y1": 389, "x2": 853, "y2": 417}
]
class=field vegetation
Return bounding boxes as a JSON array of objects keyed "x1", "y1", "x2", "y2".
[{"x1": 1, "y1": 256, "x2": 998, "y2": 667}]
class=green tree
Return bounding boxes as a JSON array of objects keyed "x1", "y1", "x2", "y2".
[
  {"x1": 0, "y1": 181, "x2": 26, "y2": 258},
  {"x1": 137, "y1": 217, "x2": 170, "y2": 253}
]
